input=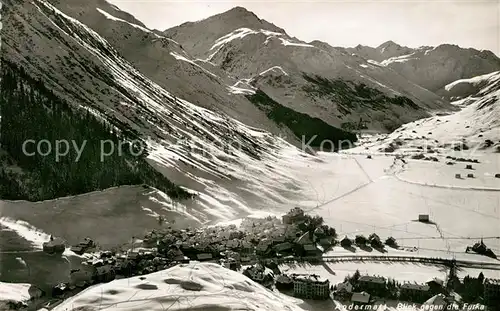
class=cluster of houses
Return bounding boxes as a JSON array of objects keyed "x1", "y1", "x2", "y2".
[
  {"x1": 51, "y1": 248, "x2": 180, "y2": 298},
  {"x1": 242, "y1": 263, "x2": 331, "y2": 300},
  {"x1": 242, "y1": 263, "x2": 275, "y2": 288},
  {"x1": 332, "y1": 271, "x2": 500, "y2": 308},
  {"x1": 334, "y1": 274, "x2": 449, "y2": 306},
  {"x1": 141, "y1": 208, "x2": 336, "y2": 264},
  {"x1": 339, "y1": 233, "x2": 395, "y2": 250},
  {"x1": 38, "y1": 207, "x2": 500, "y2": 309},
  {"x1": 292, "y1": 274, "x2": 330, "y2": 300},
  {"x1": 69, "y1": 237, "x2": 96, "y2": 255},
  {"x1": 42, "y1": 236, "x2": 95, "y2": 256}
]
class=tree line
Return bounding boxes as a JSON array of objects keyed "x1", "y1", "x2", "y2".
[{"x1": 0, "y1": 59, "x2": 193, "y2": 201}]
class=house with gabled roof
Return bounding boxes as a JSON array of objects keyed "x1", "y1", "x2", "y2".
[{"x1": 351, "y1": 292, "x2": 370, "y2": 305}]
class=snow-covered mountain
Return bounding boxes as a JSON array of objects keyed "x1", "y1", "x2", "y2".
[
  {"x1": 163, "y1": 7, "x2": 452, "y2": 132},
  {"x1": 44, "y1": 0, "x2": 289, "y2": 135},
  {"x1": 357, "y1": 71, "x2": 500, "y2": 154},
  {"x1": 345, "y1": 40, "x2": 415, "y2": 62},
  {"x1": 346, "y1": 42, "x2": 500, "y2": 94},
  {"x1": 2, "y1": 0, "x2": 364, "y2": 227},
  {"x1": 1, "y1": 0, "x2": 498, "y2": 225},
  {"x1": 442, "y1": 71, "x2": 500, "y2": 102}
]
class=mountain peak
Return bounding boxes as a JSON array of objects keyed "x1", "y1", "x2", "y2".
[
  {"x1": 221, "y1": 6, "x2": 259, "y2": 19},
  {"x1": 377, "y1": 40, "x2": 401, "y2": 49}
]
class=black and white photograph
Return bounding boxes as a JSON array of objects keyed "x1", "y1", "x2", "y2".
[{"x1": 0, "y1": 0, "x2": 499, "y2": 310}]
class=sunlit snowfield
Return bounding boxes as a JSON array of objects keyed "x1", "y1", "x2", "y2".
[{"x1": 304, "y1": 152, "x2": 500, "y2": 255}]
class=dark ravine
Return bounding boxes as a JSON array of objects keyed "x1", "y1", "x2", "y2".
[{"x1": 245, "y1": 89, "x2": 358, "y2": 149}]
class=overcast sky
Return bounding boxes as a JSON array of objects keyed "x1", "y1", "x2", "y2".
[{"x1": 109, "y1": 0, "x2": 500, "y2": 55}]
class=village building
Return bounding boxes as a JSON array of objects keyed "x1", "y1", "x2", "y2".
[
  {"x1": 43, "y1": 237, "x2": 66, "y2": 255},
  {"x1": 318, "y1": 237, "x2": 333, "y2": 248},
  {"x1": 51, "y1": 283, "x2": 68, "y2": 297},
  {"x1": 220, "y1": 258, "x2": 239, "y2": 271},
  {"x1": 400, "y1": 283, "x2": 431, "y2": 302},
  {"x1": 292, "y1": 274, "x2": 330, "y2": 300},
  {"x1": 303, "y1": 244, "x2": 322, "y2": 257},
  {"x1": 284, "y1": 225, "x2": 301, "y2": 239},
  {"x1": 295, "y1": 231, "x2": 314, "y2": 245},
  {"x1": 282, "y1": 207, "x2": 305, "y2": 225},
  {"x1": 114, "y1": 258, "x2": 135, "y2": 277},
  {"x1": 243, "y1": 264, "x2": 274, "y2": 287},
  {"x1": 272, "y1": 235, "x2": 286, "y2": 244},
  {"x1": 196, "y1": 253, "x2": 213, "y2": 261},
  {"x1": 418, "y1": 214, "x2": 430, "y2": 222},
  {"x1": 70, "y1": 245, "x2": 84, "y2": 255},
  {"x1": 336, "y1": 281, "x2": 353, "y2": 294},
  {"x1": 70, "y1": 267, "x2": 95, "y2": 288},
  {"x1": 334, "y1": 281, "x2": 353, "y2": 300},
  {"x1": 340, "y1": 236, "x2": 353, "y2": 248},
  {"x1": 385, "y1": 237, "x2": 397, "y2": 247},
  {"x1": 426, "y1": 277, "x2": 444, "y2": 294},
  {"x1": 358, "y1": 275, "x2": 386, "y2": 295},
  {"x1": 313, "y1": 227, "x2": 324, "y2": 237},
  {"x1": 484, "y1": 278, "x2": 500, "y2": 307},
  {"x1": 225, "y1": 239, "x2": 240, "y2": 249},
  {"x1": 351, "y1": 292, "x2": 370, "y2": 305},
  {"x1": 70, "y1": 238, "x2": 95, "y2": 255},
  {"x1": 276, "y1": 274, "x2": 294, "y2": 291},
  {"x1": 274, "y1": 242, "x2": 293, "y2": 254},
  {"x1": 240, "y1": 240, "x2": 253, "y2": 254}
]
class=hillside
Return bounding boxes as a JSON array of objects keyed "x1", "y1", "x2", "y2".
[
  {"x1": 163, "y1": 7, "x2": 452, "y2": 132},
  {"x1": 1, "y1": 0, "x2": 498, "y2": 223},
  {"x1": 346, "y1": 42, "x2": 500, "y2": 94},
  {"x1": 354, "y1": 71, "x2": 500, "y2": 154},
  {"x1": 1, "y1": 0, "x2": 356, "y2": 224}
]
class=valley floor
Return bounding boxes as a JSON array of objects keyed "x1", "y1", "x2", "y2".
[{"x1": 1, "y1": 150, "x2": 499, "y2": 309}]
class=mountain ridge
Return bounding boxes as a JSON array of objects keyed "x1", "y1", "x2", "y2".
[
  {"x1": 1, "y1": 0, "x2": 498, "y2": 224},
  {"x1": 162, "y1": 6, "x2": 453, "y2": 132}
]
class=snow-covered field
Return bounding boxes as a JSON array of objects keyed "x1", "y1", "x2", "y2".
[
  {"x1": 310, "y1": 155, "x2": 500, "y2": 254},
  {"x1": 50, "y1": 262, "x2": 306, "y2": 311},
  {"x1": 356, "y1": 71, "x2": 500, "y2": 156},
  {"x1": 280, "y1": 261, "x2": 447, "y2": 286},
  {"x1": 397, "y1": 155, "x2": 500, "y2": 190}
]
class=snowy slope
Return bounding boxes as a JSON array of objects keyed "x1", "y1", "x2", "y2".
[
  {"x1": 1, "y1": 0, "x2": 350, "y2": 229},
  {"x1": 51, "y1": 262, "x2": 307, "y2": 311},
  {"x1": 346, "y1": 42, "x2": 500, "y2": 93},
  {"x1": 162, "y1": 7, "x2": 451, "y2": 132},
  {"x1": 354, "y1": 71, "x2": 500, "y2": 154},
  {"x1": 0, "y1": 282, "x2": 31, "y2": 303},
  {"x1": 443, "y1": 71, "x2": 500, "y2": 101}
]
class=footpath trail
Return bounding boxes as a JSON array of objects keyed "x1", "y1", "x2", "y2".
[{"x1": 306, "y1": 155, "x2": 377, "y2": 213}]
